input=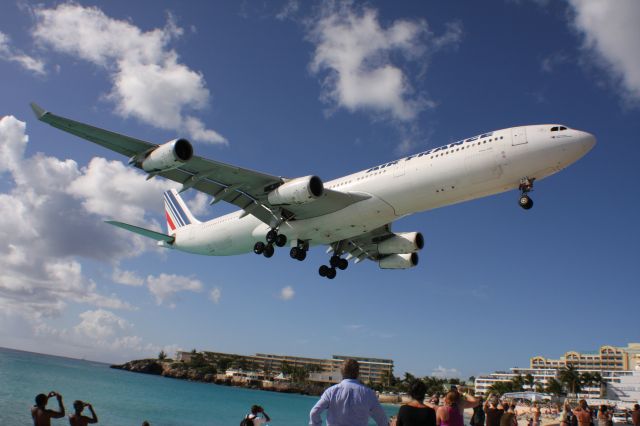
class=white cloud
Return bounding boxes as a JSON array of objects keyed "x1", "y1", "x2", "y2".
[
  {"x1": 209, "y1": 287, "x2": 222, "y2": 304},
  {"x1": 276, "y1": 0, "x2": 300, "y2": 21},
  {"x1": 146, "y1": 273, "x2": 203, "y2": 307},
  {"x1": 185, "y1": 192, "x2": 210, "y2": 217},
  {"x1": 431, "y1": 365, "x2": 461, "y2": 378},
  {"x1": 68, "y1": 157, "x2": 174, "y2": 226},
  {"x1": 307, "y1": 3, "x2": 462, "y2": 121},
  {"x1": 279, "y1": 285, "x2": 295, "y2": 301},
  {"x1": 74, "y1": 309, "x2": 130, "y2": 340},
  {"x1": 0, "y1": 115, "x2": 168, "y2": 322},
  {"x1": 0, "y1": 31, "x2": 45, "y2": 75},
  {"x1": 32, "y1": 3, "x2": 227, "y2": 144},
  {"x1": 567, "y1": 0, "x2": 640, "y2": 102},
  {"x1": 112, "y1": 268, "x2": 145, "y2": 287}
]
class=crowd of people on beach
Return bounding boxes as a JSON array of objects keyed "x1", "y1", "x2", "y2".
[{"x1": 29, "y1": 359, "x2": 640, "y2": 426}]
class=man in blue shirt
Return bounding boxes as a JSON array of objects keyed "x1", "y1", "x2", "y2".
[{"x1": 309, "y1": 359, "x2": 388, "y2": 426}]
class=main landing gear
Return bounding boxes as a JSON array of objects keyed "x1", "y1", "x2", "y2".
[
  {"x1": 318, "y1": 255, "x2": 348, "y2": 280},
  {"x1": 518, "y1": 177, "x2": 535, "y2": 210},
  {"x1": 289, "y1": 240, "x2": 309, "y2": 262},
  {"x1": 253, "y1": 228, "x2": 287, "y2": 258}
]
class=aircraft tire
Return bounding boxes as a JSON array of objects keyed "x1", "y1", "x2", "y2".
[
  {"x1": 326, "y1": 268, "x2": 337, "y2": 279},
  {"x1": 319, "y1": 265, "x2": 329, "y2": 277},
  {"x1": 290, "y1": 247, "x2": 300, "y2": 259},
  {"x1": 329, "y1": 255, "x2": 341, "y2": 268},
  {"x1": 297, "y1": 250, "x2": 307, "y2": 261},
  {"x1": 266, "y1": 229, "x2": 278, "y2": 244},
  {"x1": 275, "y1": 234, "x2": 287, "y2": 247},
  {"x1": 263, "y1": 244, "x2": 275, "y2": 258},
  {"x1": 519, "y1": 195, "x2": 533, "y2": 210},
  {"x1": 254, "y1": 242, "x2": 265, "y2": 255},
  {"x1": 337, "y1": 258, "x2": 348, "y2": 270}
]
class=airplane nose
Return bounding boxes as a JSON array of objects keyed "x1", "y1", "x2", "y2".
[{"x1": 582, "y1": 131, "x2": 596, "y2": 152}]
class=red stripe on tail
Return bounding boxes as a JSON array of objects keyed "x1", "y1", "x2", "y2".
[{"x1": 165, "y1": 211, "x2": 176, "y2": 231}]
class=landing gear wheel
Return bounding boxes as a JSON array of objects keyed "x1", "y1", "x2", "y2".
[
  {"x1": 326, "y1": 267, "x2": 337, "y2": 280},
  {"x1": 290, "y1": 247, "x2": 300, "y2": 259},
  {"x1": 263, "y1": 244, "x2": 275, "y2": 258},
  {"x1": 319, "y1": 265, "x2": 329, "y2": 277},
  {"x1": 253, "y1": 241, "x2": 265, "y2": 255},
  {"x1": 275, "y1": 234, "x2": 287, "y2": 247},
  {"x1": 329, "y1": 255, "x2": 341, "y2": 268},
  {"x1": 296, "y1": 250, "x2": 306, "y2": 261},
  {"x1": 337, "y1": 258, "x2": 348, "y2": 270},
  {"x1": 519, "y1": 194, "x2": 533, "y2": 210},
  {"x1": 266, "y1": 229, "x2": 278, "y2": 244}
]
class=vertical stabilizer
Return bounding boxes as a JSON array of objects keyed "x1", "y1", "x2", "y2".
[{"x1": 163, "y1": 189, "x2": 200, "y2": 232}]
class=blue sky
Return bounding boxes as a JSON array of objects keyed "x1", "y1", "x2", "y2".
[{"x1": 0, "y1": 0, "x2": 639, "y2": 379}]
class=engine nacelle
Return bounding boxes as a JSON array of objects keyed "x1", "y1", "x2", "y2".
[
  {"x1": 378, "y1": 253, "x2": 419, "y2": 269},
  {"x1": 267, "y1": 175, "x2": 324, "y2": 205},
  {"x1": 378, "y1": 232, "x2": 424, "y2": 255},
  {"x1": 141, "y1": 138, "x2": 193, "y2": 173}
]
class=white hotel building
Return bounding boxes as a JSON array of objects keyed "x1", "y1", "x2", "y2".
[{"x1": 475, "y1": 343, "x2": 640, "y2": 402}]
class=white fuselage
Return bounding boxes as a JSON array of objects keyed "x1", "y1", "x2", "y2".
[{"x1": 170, "y1": 125, "x2": 596, "y2": 256}]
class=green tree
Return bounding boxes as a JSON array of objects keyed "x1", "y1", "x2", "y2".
[
  {"x1": 545, "y1": 378, "x2": 564, "y2": 396},
  {"x1": 488, "y1": 381, "x2": 513, "y2": 395},
  {"x1": 468, "y1": 376, "x2": 476, "y2": 384},
  {"x1": 511, "y1": 375, "x2": 525, "y2": 392},
  {"x1": 559, "y1": 365, "x2": 581, "y2": 395},
  {"x1": 591, "y1": 372, "x2": 606, "y2": 398},
  {"x1": 158, "y1": 350, "x2": 167, "y2": 361},
  {"x1": 524, "y1": 374, "x2": 535, "y2": 390}
]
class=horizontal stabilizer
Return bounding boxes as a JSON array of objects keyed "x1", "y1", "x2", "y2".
[{"x1": 105, "y1": 220, "x2": 175, "y2": 243}]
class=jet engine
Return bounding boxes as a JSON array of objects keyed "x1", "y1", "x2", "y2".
[
  {"x1": 377, "y1": 232, "x2": 424, "y2": 255},
  {"x1": 141, "y1": 138, "x2": 193, "y2": 173},
  {"x1": 267, "y1": 175, "x2": 324, "y2": 205},
  {"x1": 378, "y1": 253, "x2": 419, "y2": 269}
]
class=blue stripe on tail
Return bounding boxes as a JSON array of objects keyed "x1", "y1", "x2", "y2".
[{"x1": 167, "y1": 191, "x2": 191, "y2": 225}]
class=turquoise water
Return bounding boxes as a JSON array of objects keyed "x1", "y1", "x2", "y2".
[{"x1": 0, "y1": 347, "x2": 400, "y2": 425}]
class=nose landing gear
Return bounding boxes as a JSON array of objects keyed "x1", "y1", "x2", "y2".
[{"x1": 518, "y1": 177, "x2": 535, "y2": 210}]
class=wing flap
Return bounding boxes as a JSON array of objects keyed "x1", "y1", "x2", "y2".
[{"x1": 105, "y1": 220, "x2": 175, "y2": 243}]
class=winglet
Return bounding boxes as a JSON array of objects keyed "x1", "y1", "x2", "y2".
[{"x1": 30, "y1": 102, "x2": 47, "y2": 120}]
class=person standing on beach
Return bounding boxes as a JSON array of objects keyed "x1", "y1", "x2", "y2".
[
  {"x1": 532, "y1": 402, "x2": 541, "y2": 426},
  {"x1": 436, "y1": 391, "x2": 464, "y2": 426},
  {"x1": 32, "y1": 391, "x2": 65, "y2": 426},
  {"x1": 244, "y1": 405, "x2": 271, "y2": 426},
  {"x1": 572, "y1": 400, "x2": 592, "y2": 426},
  {"x1": 69, "y1": 400, "x2": 98, "y2": 425},
  {"x1": 499, "y1": 404, "x2": 517, "y2": 426},
  {"x1": 631, "y1": 404, "x2": 640, "y2": 426},
  {"x1": 309, "y1": 359, "x2": 388, "y2": 426},
  {"x1": 483, "y1": 394, "x2": 503, "y2": 426},
  {"x1": 396, "y1": 380, "x2": 436, "y2": 426},
  {"x1": 454, "y1": 387, "x2": 480, "y2": 416},
  {"x1": 470, "y1": 398, "x2": 485, "y2": 426}
]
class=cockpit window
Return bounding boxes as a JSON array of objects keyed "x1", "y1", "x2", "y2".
[
  {"x1": 551, "y1": 126, "x2": 559, "y2": 131},
  {"x1": 551, "y1": 126, "x2": 568, "y2": 132},
  {"x1": 559, "y1": 126, "x2": 567, "y2": 131}
]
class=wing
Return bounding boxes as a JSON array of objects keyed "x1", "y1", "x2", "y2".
[
  {"x1": 31, "y1": 103, "x2": 368, "y2": 225},
  {"x1": 333, "y1": 224, "x2": 394, "y2": 263}
]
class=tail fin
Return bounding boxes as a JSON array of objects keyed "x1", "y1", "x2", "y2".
[{"x1": 163, "y1": 189, "x2": 200, "y2": 232}]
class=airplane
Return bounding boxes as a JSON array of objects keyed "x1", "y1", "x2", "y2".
[{"x1": 31, "y1": 103, "x2": 596, "y2": 279}]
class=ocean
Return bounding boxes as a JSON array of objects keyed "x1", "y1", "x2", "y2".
[{"x1": 0, "y1": 347, "x2": 401, "y2": 425}]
